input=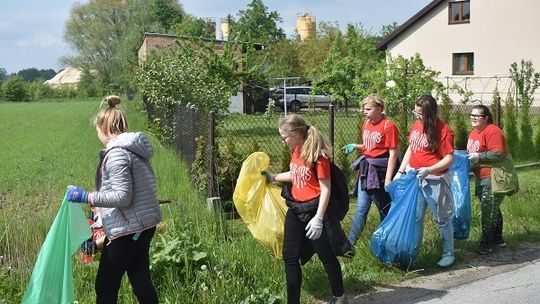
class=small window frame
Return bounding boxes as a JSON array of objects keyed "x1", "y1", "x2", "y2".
[
  {"x1": 452, "y1": 52, "x2": 474, "y2": 75},
  {"x1": 448, "y1": 0, "x2": 470, "y2": 24}
]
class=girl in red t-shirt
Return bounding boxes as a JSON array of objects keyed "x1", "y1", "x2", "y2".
[
  {"x1": 342, "y1": 94, "x2": 399, "y2": 246},
  {"x1": 265, "y1": 114, "x2": 348, "y2": 304},
  {"x1": 396, "y1": 94, "x2": 455, "y2": 268},
  {"x1": 467, "y1": 105, "x2": 508, "y2": 255}
]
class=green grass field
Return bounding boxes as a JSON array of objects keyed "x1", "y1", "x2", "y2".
[{"x1": 1, "y1": 99, "x2": 540, "y2": 303}]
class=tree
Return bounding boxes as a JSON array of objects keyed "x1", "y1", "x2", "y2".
[
  {"x1": 0, "y1": 67, "x2": 7, "y2": 80},
  {"x1": 378, "y1": 22, "x2": 399, "y2": 40},
  {"x1": 2, "y1": 76, "x2": 30, "y2": 102},
  {"x1": 509, "y1": 59, "x2": 540, "y2": 160},
  {"x1": 295, "y1": 22, "x2": 340, "y2": 80},
  {"x1": 228, "y1": 0, "x2": 285, "y2": 45},
  {"x1": 136, "y1": 40, "x2": 239, "y2": 140},
  {"x1": 263, "y1": 39, "x2": 302, "y2": 78},
  {"x1": 63, "y1": 0, "x2": 185, "y2": 93},
  {"x1": 17, "y1": 68, "x2": 56, "y2": 82},
  {"x1": 503, "y1": 94, "x2": 519, "y2": 156},
  {"x1": 314, "y1": 24, "x2": 384, "y2": 113},
  {"x1": 368, "y1": 54, "x2": 443, "y2": 150},
  {"x1": 173, "y1": 15, "x2": 216, "y2": 39}
]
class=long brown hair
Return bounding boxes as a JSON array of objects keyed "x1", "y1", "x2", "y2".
[{"x1": 416, "y1": 94, "x2": 439, "y2": 152}]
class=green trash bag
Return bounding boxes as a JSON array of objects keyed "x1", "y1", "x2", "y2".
[{"x1": 22, "y1": 191, "x2": 92, "y2": 304}]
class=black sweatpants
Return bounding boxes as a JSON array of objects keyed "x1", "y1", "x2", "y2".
[
  {"x1": 95, "y1": 227, "x2": 158, "y2": 304},
  {"x1": 282, "y1": 209, "x2": 344, "y2": 304}
]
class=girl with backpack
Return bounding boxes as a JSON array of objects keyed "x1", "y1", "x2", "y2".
[
  {"x1": 264, "y1": 114, "x2": 349, "y2": 304},
  {"x1": 342, "y1": 94, "x2": 399, "y2": 246},
  {"x1": 396, "y1": 94, "x2": 455, "y2": 268}
]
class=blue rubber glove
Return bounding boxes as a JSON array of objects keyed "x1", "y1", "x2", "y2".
[
  {"x1": 305, "y1": 215, "x2": 323, "y2": 240},
  {"x1": 67, "y1": 185, "x2": 89, "y2": 203},
  {"x1": 416, "y1": 168, "x2": 431, "y2": 182},
  {"x1": 261, "y1": 171, "x2": 274, "y2": 183},
  {"x1": 341, "y1": 144, "x2": 357, "y2": 154}
]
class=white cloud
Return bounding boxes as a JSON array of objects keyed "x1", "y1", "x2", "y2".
[
  {"x1": 14, "y1": 32, "x2": 60, "y2": 48},
  {"x1": 0, "y1": 20, "x2": 10, "y2": 32}
]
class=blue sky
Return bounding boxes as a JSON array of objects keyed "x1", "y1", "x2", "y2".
[{"x1": 0, "y1": 0, "x2": 431, "y2": 74}]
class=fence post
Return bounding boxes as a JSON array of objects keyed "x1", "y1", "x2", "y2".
[
  {"x1": 207, "y1": 111, "x2": 216, "y2": 198},
  {"x1": 328, "y1": 104, "x2": 335, "y2": 156},
  {"x1": 495, "y1": 94, "x2": 502, "y2": 128}
]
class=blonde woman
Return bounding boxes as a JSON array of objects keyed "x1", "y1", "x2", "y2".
[
  {"x1": 264, "y1": 114, "x2": 348, "y2": 304},
  {"x1": 342, "y1": 94, "x2": 399, "y2": 245},
  {"x1": 67, "y1": 95, "x2": 161, "y2": 303}
]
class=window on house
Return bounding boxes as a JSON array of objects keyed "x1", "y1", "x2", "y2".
[
  {"x1": 449, "y1": 1, "x2": 470, "y2": 24},
  {"x1": 453, "y1": 53, "x2": 474, "y2": 75}
]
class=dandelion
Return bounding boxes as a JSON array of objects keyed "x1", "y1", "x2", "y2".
[
  {"x1": 200, "y1": 264, "x2": 207, "y2": 271},
  {"x1": 200, "y1": 283, "x2": 208, "y2": 292}
]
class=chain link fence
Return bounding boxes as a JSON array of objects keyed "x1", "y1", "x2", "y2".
[{"x1": 152, "y1": 101, "x2": 539, "y2": 203}]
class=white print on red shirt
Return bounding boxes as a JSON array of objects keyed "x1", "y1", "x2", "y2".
[
  {"x1": 409, "y1": 130, "x2": 429, "y2": 153},
  {"x1": 467, "y1": 139, "x2": 480, "y2": 153},
  {"x1": 290, "y1": 162, "x2": 312, "y2": 189},
  {"x1": 363, "y1": 129, "x2": 382, "y2": 152}
]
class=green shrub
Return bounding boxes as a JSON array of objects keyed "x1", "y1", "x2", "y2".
[
  {"x1": 504, "y1": 94, "x2": 519, "y2": 156},
  {"x1": 2, "y1": 76, "x2": 29, "y2": 102}
]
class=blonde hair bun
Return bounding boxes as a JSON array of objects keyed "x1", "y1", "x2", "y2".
[{"x1": 104, "y1": 95, "x2": 122, "y2": 108}]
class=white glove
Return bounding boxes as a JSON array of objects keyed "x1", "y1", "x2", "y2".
[
  {"x1": 90, "y1": 213, "x2": 103, "y2": 228},
  {"x1": 305, "y1": 215, "x2": 323, "y2": 240},
  {"x1": 468, "y1": 152, "x2": 480, "y2": 163},
  {"x1": 416, "y1": 167, "x2": 431, "y2": 182},
  {"x1": 393, "y1": 171, "x2": 403, "y2": 181}
]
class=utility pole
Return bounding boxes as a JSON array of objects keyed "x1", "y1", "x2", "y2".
[{"x1": 273, "y1": 77, "x2": 300, "y2": 116}]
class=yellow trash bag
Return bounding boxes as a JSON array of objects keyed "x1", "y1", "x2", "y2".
[{"x1": 233, "y1": 152, "x2": 288, "y2": 258}]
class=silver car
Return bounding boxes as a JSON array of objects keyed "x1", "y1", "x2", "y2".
[{"x1": 271, "y1": 86, "x2": 333, "y2": 112}]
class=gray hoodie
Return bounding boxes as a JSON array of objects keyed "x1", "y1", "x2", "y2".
[{"x1": 91, "y1": 132, "x2": 161, "y2": 240}]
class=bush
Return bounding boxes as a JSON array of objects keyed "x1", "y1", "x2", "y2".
[
  {"x1": 2, "y1": 76, "x2": 29, "y2": 102},
  {"x1": 504, "y1": 94, "x2": 519, "y2": 156}
]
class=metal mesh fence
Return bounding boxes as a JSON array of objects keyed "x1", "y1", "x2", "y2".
[{"x1": 162, "y1": 103, "x2": 539, "y2": 201}]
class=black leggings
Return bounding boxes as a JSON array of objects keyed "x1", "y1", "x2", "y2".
[
  {"x1": 95, "y1": 227, "x2": 158, "y2": 304},
  {"x1": 282, "y1": 209, "x2": 344, "y2": 304}
]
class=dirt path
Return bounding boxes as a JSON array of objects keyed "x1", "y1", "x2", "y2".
[{"x1": 348, "y1": 242, "x2": 540, "y2": 304}]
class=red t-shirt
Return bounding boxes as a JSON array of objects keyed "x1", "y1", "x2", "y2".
[
  {"x1": 360, "y1": 118, "x2": 399, "y2": 158},
  {"x1": 467, "y1": 123, "x2": 508, "y2": 179},
  {"x1": 290, "y1": 146, "x2": 331, "y2": 202},
  {"x1": 408, "y1": 119, "x2": 454, "y2": 174}
]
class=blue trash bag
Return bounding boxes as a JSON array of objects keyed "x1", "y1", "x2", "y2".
[
  {"x1": 370, "y1": 170, "x2": 419, "y2": 268},
  {"x1": 451, "y1": 150, "x2": 471, "y2": 240}
]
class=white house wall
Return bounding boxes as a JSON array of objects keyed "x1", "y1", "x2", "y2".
[{"x1": 386, "y1": 0, "x2": 540, "y2": 105}]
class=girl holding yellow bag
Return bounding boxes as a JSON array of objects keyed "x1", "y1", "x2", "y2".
[{"x1": 266, "y1": 114, "x2": 349, "y2": 304}]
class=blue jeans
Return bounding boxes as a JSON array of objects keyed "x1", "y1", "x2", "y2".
[
  {"x1": 414, "y1": 178, "x2": 454, "y2": 256},
  {"x1": 348, "y1": 181, "x2": 392, "y2": 245}
]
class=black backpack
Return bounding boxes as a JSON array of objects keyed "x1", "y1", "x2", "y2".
[{"x1": 314, "y1": 162, "x2": 350, "y2": 221}]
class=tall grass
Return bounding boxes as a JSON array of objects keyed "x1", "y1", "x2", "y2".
[{"x1": 1, "y1": 100, "x2": 540, "y2": 303}]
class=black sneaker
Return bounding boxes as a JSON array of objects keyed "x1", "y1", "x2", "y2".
[
  {"x1": 328, "y1": 294, "x2": 348, "y2": 304},
  {"x1": 476, "y1": 243, "x2": 492, "y2": 255},
  {"x1": 493, "y1": 239, "x2": 507, "y2": 248}
]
